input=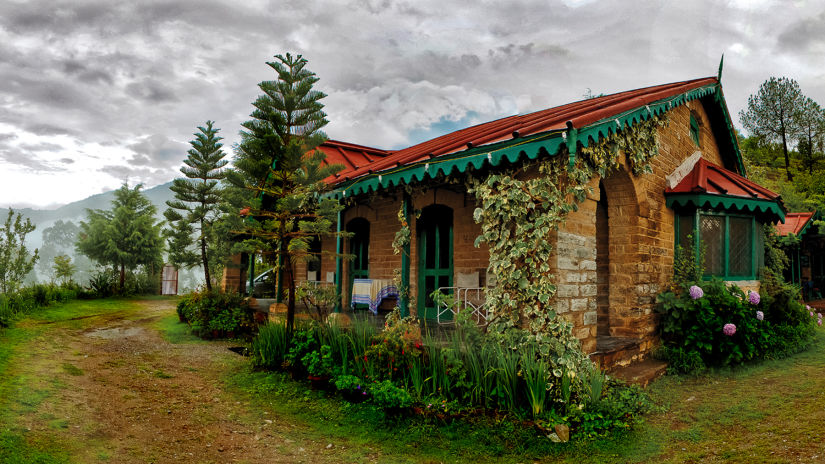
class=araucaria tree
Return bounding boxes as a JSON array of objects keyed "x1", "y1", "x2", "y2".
[
  {"x1": 165, "y1": 121, "x2": 228, "y2": 291},
  {"x1": 0, "y1": 209, "x2": 39, "y2": 293},
  {"x1": 76, "y1": 184, "x2": 164, "y2": 291},
  {"x1": 740, "y1": 76, "x2": 805, "y2": 181},
  {"x1": 227, "y1": 53, "x2": 343, "y2": 331}
]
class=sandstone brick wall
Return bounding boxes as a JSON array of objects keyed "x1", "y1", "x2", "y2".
[{"x1": 553, "y1": 99, "x2": 727, "y2": 355}]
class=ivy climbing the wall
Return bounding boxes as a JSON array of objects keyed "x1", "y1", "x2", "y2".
[{"x1": 469, "y1": 113, "x2": 667, "y2": 377}]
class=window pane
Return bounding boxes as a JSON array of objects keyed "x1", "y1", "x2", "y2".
[
  {"x1": 678, "y1": 214, "x2": 694, "y2": 249},
  {"x1": 700, "y1": 215, "x2": 723, "y2": 275},
  {"x1": 729, "y1": 217, "x2": 752, "y2": 276},
  {"x1": 425, "y1": 226, "x2": 436, "y2": 268},
  {"x1": 438, "y1": 223, "x2": 451, "y2": 270}
]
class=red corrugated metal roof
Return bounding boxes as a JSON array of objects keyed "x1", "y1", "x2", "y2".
[
  {"x1": 318, "y1": 140, "x2": 393, "y2": 179},
  {"x1": 330, "y1": 76, "x2": 718, "y2": 183},
  {"x1": 665, "y1": 158, "x2": 780, "y2": 201},
  {"x1": 776, "y1": 212, "x2": 815, "y2": 236}
]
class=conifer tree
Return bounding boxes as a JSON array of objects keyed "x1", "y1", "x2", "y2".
[
  {"x1": 740, "y1": 77, "x2": 805, "y2": 181},
  {"x1": 77, "y1": 184, "x2": 164, "y2": 291},
  {"x1": 165, "y1": 121, "x2": 228, "y2": 291},
  {"x1": 226, "y1": 53, "x2": 343, "y2": 331}
]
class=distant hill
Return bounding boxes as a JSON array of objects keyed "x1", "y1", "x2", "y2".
[{"x1": 0, "y1": 182, "x2": 174, "y2": 251}]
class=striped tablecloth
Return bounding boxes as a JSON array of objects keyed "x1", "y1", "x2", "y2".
[{"x1": 350, "y1": 278, "x2": 399, "y2": 314}]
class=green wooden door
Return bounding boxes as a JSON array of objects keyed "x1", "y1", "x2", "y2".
[{"x1": 417, "y1": 205, "x2": 453, "y2": 320}]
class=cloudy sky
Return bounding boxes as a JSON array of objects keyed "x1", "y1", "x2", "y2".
[{"x1": 0, "y1": 0, "x2": 823, "y2": 209}]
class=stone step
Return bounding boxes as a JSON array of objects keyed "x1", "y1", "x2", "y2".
[
  {"x1": 590, "y1": 336, "x2": 643, "y2": 372},
  {"x1": 609, "y1": 358, "x2": 668, "y2": 387}
]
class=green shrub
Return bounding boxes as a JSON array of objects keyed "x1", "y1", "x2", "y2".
[
  {"x1": 370, "y1": 380, "x2": 413, "y2": 411},
  {"x1": 657, "y1": 277, "x2": 816, "y2": 373},
  {"x1": 176, "y1": 289, "x2": 254, "y2": 339}
]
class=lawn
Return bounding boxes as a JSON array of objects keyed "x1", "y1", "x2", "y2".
[{"x1": 1, "y1": 297, "x2": 824, "y2": 463}]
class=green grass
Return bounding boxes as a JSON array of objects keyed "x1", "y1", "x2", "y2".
[
  {"x1": 155, "y1": 313, "x2": 204, "y2": 344},
  {"x1": 221, "y1": 327, "x2": 825, "y2": 463},
  {"x1": 0, "y1": 298, "x2": 145, "y2": 463}
]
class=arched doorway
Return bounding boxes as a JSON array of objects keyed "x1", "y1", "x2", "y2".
[{"x1": 417, "y1": 205, "x2": 453, "y2": 320}]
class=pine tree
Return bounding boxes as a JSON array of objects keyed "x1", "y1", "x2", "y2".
[
  {"x1": 226, "y1": 53, "x2": 343, "y2": 331},
  {"x1": 165, "y1": 121, "x2": 228, "y2": 291},
  {"x1": 740, "y1": 77, "x2": 805, "y2": 181},
  {"x1": 76, "y1": 184, "x2": 164, "y2": 291},
  {"x1": 796, "y1": 97, "x2": 825, "y2": 175},
  {"x1": 52, "y1": 255, "x2": 76, "y2": 284}
]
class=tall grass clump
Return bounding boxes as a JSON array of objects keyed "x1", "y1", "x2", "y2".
[{"x1": 251, "y1": 321, "x2": 291, "y2": 369}]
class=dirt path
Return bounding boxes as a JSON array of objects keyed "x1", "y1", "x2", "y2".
[{"x1": 16, "y1": 299, "x2": 347, "y2": 464}]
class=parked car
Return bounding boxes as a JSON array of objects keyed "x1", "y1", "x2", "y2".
[{"x1": 252, "y1": 269, "x2": 276, "y2": 298}]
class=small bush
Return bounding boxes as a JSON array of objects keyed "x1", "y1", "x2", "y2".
[
  {"x1": 370, "y1": 380, "x2": 413, "y2": 411},
  {"x1": 176, "y1": 289, "x2": 254, "y2": 339}
]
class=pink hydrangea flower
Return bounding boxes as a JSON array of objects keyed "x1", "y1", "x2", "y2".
[
  {"x1": 723, "y1": 323, "x2": 736, "y2": 336},
  {"x1": 811, "y1": 311, "x2": 815, "y2": 317},
  {"x1": 819, "y1": 319, "x2": 823, "y2": 326},
  {"x1": 748, "y1": 291, "x2": 760, "y2": 305},
  {"x1": 756, "y1": 311, "x2": 764, "y2": 321},
  {"x1": 807, "y1": 305, "x2": 812, "y2": 311},
  {"x1": 689, "y1": 285, "x2": 704, "y2": 300}
]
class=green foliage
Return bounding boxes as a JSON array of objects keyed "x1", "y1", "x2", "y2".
[
  {"x1": 87, "y1": 270, "x2": 116, "y2": 298},
  {"x1": 251, "y1": 321, "x2": 291, "y2": 369},
  {"x1": 294, "y1": 281, "x2": 338, "y2": 321},
  {"x1": 76, "y1": 184, "x2": 164, "y2": 292},
  {"x1": 176, "y1": 289, "x2": 254, "y2": 338},
  {"x1": 656, "y1": 278, "x2": 815, "y2": 373},
  {"x1": 225, "y1": 52, "x2": 344, "y2": 331},
  {"x1": 165, "y1": 120, "x2": 228, "y2": 291},
  {"x1": 370, "y1": 380, "x2": 413, "y2": 411},
  {"x1": 52, "y1": 255, "x2": 76, "y2": 284},
  {"x1": 672, "y1": 238, "x2": 704, "y2": 286},
  {"x1": 0, "y1": 283, "x2": 79, "y2": 328},
  {"x1": 0, "y1": 209, "x2": 39, "y2": 294}
]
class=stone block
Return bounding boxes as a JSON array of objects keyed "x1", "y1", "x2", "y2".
[
  {"x1": 571, "y1": 298, "x2": 589, "y2": 311},
  {"x1": 580, "y1": 284, "x2": 597, "y2": 297},
  {"x1": 557, "y1": 284, "x2": 578, "y2": 298},
  {"x1": 583, "y1": 310, "x2": 598, "y2": 325}
]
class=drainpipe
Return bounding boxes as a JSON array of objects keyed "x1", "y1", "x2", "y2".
[
  {"x1": 400, "y1": 192, "x2": 412, "y2": 317},
  {"x1": 335, "y1": 208, "x2": 343, "y2": 313}
]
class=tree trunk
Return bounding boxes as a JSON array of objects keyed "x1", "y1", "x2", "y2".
[
  {"x1": 286, "y1": 259, "x2": 296, "y2": 333},
  {"x1": 781, "y1": 130, "x2": 793, "y2": 181},
  {"x1": 119, "y1": 263, "x2": 125, "y2": 291},
  {"x1": 201, "y1": 220, "x2": 211, "y2": 292}
]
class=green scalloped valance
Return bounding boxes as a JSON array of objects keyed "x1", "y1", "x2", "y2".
[
  {"x1": 666, "y1": 193, "x2": 785, "y2": 222},
  {"x1": 327, "y1": 131, "x2": 566, "y2": 199}
]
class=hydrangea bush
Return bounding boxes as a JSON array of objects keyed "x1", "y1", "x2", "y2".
[{"x1": 657, "y1": 278, "x2": 815, "y2": 373}]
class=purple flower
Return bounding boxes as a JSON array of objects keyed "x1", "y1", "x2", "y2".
[
  {"x1": 748, "y1": 291, "x2": 760, "y2": 305},
  {"x1": 723, "y1": 323, "x2": 736, "y2": 336},
  {"x1": 756, "y1": 311, "x2": 764, "y2": 321},
  {"x1": 811, "y1": 311, "x2": 815, "y2": 317},
  {"x1": 807, "y1": 305, "x2": 812, "y2": 311},
  {"x1": 689, "y1": 285, "x2": 704, "y2": 300},
  {"x1": 819, "y1": 319, "x2": 823, "y2": 326}
]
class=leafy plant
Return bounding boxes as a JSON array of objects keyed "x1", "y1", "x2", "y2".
[
  {"x1": 521, "y1": 345, "x2": 549, "y2": 418},
  {"x1": 370, "y1": 380, "x2": 413, "y2": 411},
  {"x1": 251, "y1": 322, "x2": 291, "y2": 369}
]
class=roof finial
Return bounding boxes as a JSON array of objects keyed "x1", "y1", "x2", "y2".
[{"x1": 717, "y1": 53, "x2": 724, "y2": 83}]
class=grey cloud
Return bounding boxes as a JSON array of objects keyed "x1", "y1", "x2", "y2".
[
  {"x1": 777, "y1": 11, "x2": 825, "y2": 52},
  {"x1": 0, "y1": 133, "x2": 16, "y2": 142},
  {"x1": 125, "y1": 79, "x2": 178, "y2": 103},
  {"x1": 19, "y1": 142, "x2": 63, "y2": 152},
  {"x1": 60, "y1": 158, "x2": 75, "y2": 164},
  {"x1": 127, "y1": 134, "x2": 187, "y2": 168},
  {"x1": 0, "y1": 147, "x2": 60, "y2": 172}
]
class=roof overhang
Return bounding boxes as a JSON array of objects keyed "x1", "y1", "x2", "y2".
[{"x1": 666, "y1": 193, "x2": 786, "y2": 223}]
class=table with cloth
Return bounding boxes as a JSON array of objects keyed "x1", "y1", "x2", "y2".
[{"x1": 350, "y1": 278, "x2": 398, "y2": 314}]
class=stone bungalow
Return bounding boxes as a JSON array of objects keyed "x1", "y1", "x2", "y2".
[{"x1": 224, "y1": 74, "x2": 786, "y2": 367}]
